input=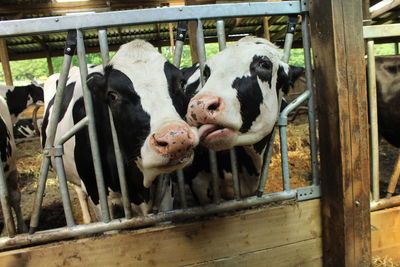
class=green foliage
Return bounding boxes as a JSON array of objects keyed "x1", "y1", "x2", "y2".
[{"x1": 1, "y1": 42, "x2": 399, "y2": 84}]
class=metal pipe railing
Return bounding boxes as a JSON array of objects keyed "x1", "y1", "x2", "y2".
[
  {"x1": 301, "y1": 14, "x2": 319, "y2": 185},
  {"x1": 367, "y1": 40, "x2": 380, "y2": 201},
  {"x1": 76, "y1": 29, "x2": 110, "y2": 222},
  {"x1": 29, "y1": 31, "x2": 76, "y2": 234},
  {"x1": 196, "y1": 19, "x2": 221, "y2": 203}
]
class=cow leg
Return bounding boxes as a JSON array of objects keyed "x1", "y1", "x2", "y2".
[
  {"x1": 7, "y1": 171, "x2": 27, "y2": 233},
  {"x1": 386, "y1": 152, "x2": 400, "y2": 198},
  {"x1": 73, "y1": 184, "x2": 92, "y2": 224}
]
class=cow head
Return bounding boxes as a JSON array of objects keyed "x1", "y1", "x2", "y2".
[
  {"x1": 186, "y1": 36, "x2": 303, "y2": 151},
  {"x1": 87, "y1": 40, "x2": 199, "y2": 188},
  {"x1": 27, "y1": 83, "x2": 44, "y2": 106}
]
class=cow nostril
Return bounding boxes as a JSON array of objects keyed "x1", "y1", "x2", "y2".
[
  {"x1": 208, "y1": 103, "x2": 219, "y2": 111},
  {"x1": 156, "y1": 141, "x2": 169, "y2": 147}
]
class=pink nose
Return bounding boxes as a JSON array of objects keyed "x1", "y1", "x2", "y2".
[
  {"x1": 187, "y1": 95, "x2": 224, "y2": 127},
  {"x1": 150, "y1": 125, "x2": 195, "y2": 159}
]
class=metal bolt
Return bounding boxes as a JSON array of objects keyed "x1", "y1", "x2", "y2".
[
  {"x1": 355, "y1": 200, "x2": 360, "y2": 207},
  {"x1": 55, "y1": 18, "x2": 59, "y2": 22},
  {"x1": 66, "y1": 47, "x2": 71, "y2": 52},
  {"x1": 179, "y1": 7, "x2": 183, "y2": 11},
  {"x1": 179, "y1": 34, "x2": 183, "y2": 38}
]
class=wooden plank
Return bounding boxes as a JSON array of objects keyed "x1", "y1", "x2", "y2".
[
  {"x1": 187, "y1": 20, "x2": 199, "y2": 64},
  {"x1": 309, "y1": 0, "x2": 371, "y2": 266},
  {"x1": 371, "y1": 206, "x2": 400, "y2": 262},
  {"x1": 190, "y1": 238, "x2": 322, "y2": 267},
  {"x1": 0, "y1": 200, "x2": 321, "y2": 267},
  {"x1": 370, "y1": 0, "x2": 400, "y2": 19},
  {"x1": 363, "y1": 23, "x2": 400, "y2": 39},
  {"x1": 0, "y1": 38, "x2": 13, "y2": 86}
]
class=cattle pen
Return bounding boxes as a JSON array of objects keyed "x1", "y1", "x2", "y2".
[{"x1": 0, "y1": 0, "x2": 399, "y2": 266}]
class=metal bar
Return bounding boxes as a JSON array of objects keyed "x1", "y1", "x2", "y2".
[
  {"x1": 386, "y1": 153, "x2": 400, "y2": 198},
  {"x1": 196, "y1": 19, "x2": 221, "y2": 203},
  {"x1": 98, "y1": 29, "x2": 110, "y2": 67},
  {"x1": 54, "y1": 151, "x2": 76, "y2": 227},
  {"x1": 216, "y1": 19, "x2": 240, "y2": 199},
  {"x1": 370, "y1": 195, "x2": 400, "y2": 211},
  {"x1": 395, "y1": 42, "x2": 399, "y2": 55},
  {"x1": 173, "y1": 21, "x2": 188, "y2": 68},
  {"x1": 0, "y1": 2, "x2": 305, "y2": 37},
  {"x1": 0, "y1": 190, "x2": 297, "y2": 250},
  {"x1": 76, "y1": 29, "x2": 110, "y2": 222},
  {"x1": 257, "y1": 130, "x2": 277, "y2": 197},
  {"x1": 98, "y1": 28, "x2": 132, "y2": 219},
  {"x1": 367, "y1": 40, "x2": 380, "y2": 201},
  {"x1": 29, "y1": 33, "x2": 75, "y2": 234},
  {"x1": 0, "y1": 153, "x2": 16, "y2": 237},
  {"x1": 57, "y1": 116, "x2": 89, "y2": 145},
  {"x1": 177, "y1": 170, "x2": 187, "y2": 209},
  {"x1": 278, "y1": 16, "x2": 297, "y2": 191},
  {"x1": 216, "y1": 20, "x2": 227, "y2": 51},
  {"x1": 363, "y1": 23, "x2": 400, "y2": 39},
  {"x1": 301, "y1": 14, "x2": 319, "y2": 185}
]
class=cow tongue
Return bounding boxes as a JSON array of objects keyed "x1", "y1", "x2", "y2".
[{"x1": 198, "y1": 124, "x2": 221, "y2": 140}]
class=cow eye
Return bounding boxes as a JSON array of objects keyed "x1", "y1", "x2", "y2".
[
  {"x1": 107, "y1": 91, "x2": 120, "y2": 102},
  {"x1": 259, "y1": 61, "x2": 272, "y2": 71}
]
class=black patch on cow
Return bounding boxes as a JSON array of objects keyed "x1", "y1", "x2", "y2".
[
  {"x1": 253, "y1": 133, "x2": 272, "y2": 154},
  {"x1": 3, "y1": 84, "x2": 43, "y2": 118},
  {"x1": 4, "y1": 164, "x2": 9, "y2": 172},
  {"x1": 277, "y1": 65, "x2": 304, "y2": 95},
  {"x1": 164, "y1": 61, "x2": 189, "y2": 118},
  {"x1": 203, "y1": 65, "x2": 211, "y2": 82},
  {"x1": 181, "y1": 64, "x2": 200, "y2": 99},
  {"x1": 250, "y1": 55, "x2": 273, "y2": 88},
  {"x1": 232, "y1": 76, "x2": 263, "y2": 133},
  {"x1": 0, "y1": 118, "x2": 12, "y2": 163}
]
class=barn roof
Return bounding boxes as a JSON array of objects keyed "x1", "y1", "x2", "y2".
[{"x1": 0, "y1": 0, "x2": 399, "y2": 61}]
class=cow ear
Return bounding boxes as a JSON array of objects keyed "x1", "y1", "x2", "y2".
[
  {"x1": 277, "y1": 64, "x2": 304, "y2": 94},
  {"x1": 87, "y1": 72, "x2": 106, "y2": 99}
]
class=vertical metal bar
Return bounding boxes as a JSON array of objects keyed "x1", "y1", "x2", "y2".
[
  {"x1": 76, "y1": 29, "x2": 110, "y2": 222},
  {"x1": 302, "y1": 15, "x2": 319, "y2": 185},
  {"x1": 173, "y1": 21, "x2": 187, "y2": 67},
  {"x1": 54, "y1": 149, "x2": 76, "y2": 227},
  {"x1": 98, "y1": 29, "x2": 110, "y2": 67},
  {"x1": 216, "y1": 20, "x2": 226, "y2": 51},
  {"x1": 98, "y1": 29, "x2": 132, "y2": 219},
  {"x1": 196, "y1": 19, "x2": 220, "y2": 203},
  {"x1": 29, "y1": 32, "x2": 75, "y2": 234},
  {"x1": 394, "y1": 42, "x2": 399, "y2": 55},
  {"x1": 257, "y1": 131, "x2": 277, "y2": 196},
  {"x1": 367, "y1": 40, "x2": 380, "y2": 201},
  {"x1": 279, "y1": 16, "x2": 297, "y2": 191},
  {"x1": 0, "y1": 154, "x2": 16, "y2": 237},
  {"x1": 216, "y1": 19, "x2": 240, "y2": 199},
  {"x1": 177, "y1": 170, "x2": 187, "y2": 209}
]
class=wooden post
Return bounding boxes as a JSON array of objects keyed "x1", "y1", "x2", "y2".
[
  {"x1": 168, "y1": 22, "x2": 175, "y2": 56},
  {"x1": 309, "y1": 0, "x2": 371, "y2": 266},
  {"x1": 47, "y1": 51, "x2": 54, "y2": 75},
  {"x1": 263, "y1": 17, "x2": 270, "y2": 41},
  {"x1": 187, "y1": 20, "x2": 199, "y2": 64},
  {"x1": 0, "y1": 39, "x2": 13, "y2": 86}
]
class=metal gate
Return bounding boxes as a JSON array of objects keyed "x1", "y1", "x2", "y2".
[{"x1": 0, "y1": 0, "x2": 319, "y2": 250}]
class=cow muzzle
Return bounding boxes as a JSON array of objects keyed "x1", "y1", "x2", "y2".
[
  {"x1": 187, "y1": 95, "x2": 224, "y2": 127},
  {"x1": 150, "y1": 124, "x2": 196, "y2": 160}
]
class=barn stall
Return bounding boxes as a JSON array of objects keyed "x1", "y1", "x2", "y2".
[{"x1": 0, "y1": 0, "x2": 398, "y2": 266}]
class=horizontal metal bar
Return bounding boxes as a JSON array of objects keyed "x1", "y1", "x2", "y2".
[
  {"x1": 363, "y1": 23, "x2": 400, "y2": 39},
  {"x1": 0, "y1": 2, "x2": 304, "y2": 37},
  {"x1": 0, "y1": 190, "x2": 297, "y2": 250},
  {"x1": 56, "y1": 116, "x2": 89, "y2": 145},
  {"x1": 370, "y1": 195, "x2": 400, "y2": 211}
]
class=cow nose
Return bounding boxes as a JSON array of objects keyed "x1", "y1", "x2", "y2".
[
  {"x1": 187, "y1": 95, "x2": 223, "y2": 126},
  {"x1": 150, "y1": 125, "x2": 195, "y2": 159}
]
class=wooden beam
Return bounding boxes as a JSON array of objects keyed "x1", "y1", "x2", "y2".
[
  {"x1": 370, "y1": 0, "x2": 400, "y2": 19},
  {"x1": 0, "y1": 200, "x2": 322, "y2": 266},
  {"x1": 168, "y1": 22, "x2": 175, "y2": 54},
  {"x1": 0, "y1": 39, "x2": 13, "y2": 86},
  {"x1": 309, "y1": 0, "x2": 371, "y2": 266},
  {"x1": 187, "y1": 20, "x2": 199, "y2": 64},
  {"x1": 47, "y1": 52, "x2": 54, "y2": 75}
]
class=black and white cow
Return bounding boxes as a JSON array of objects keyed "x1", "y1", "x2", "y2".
[
  {"x1": 182, "y1": 36, "x2": 303, "y2": 204},
  {"x1": 0, "y1": 83, "x2": 44, "y2": 124},
  {"x1": 0, "y1": 96, "x2": 26, "y2": 233},
  {"x1": 42, "y1": 39, "x2": 199, "y2": 222}
]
